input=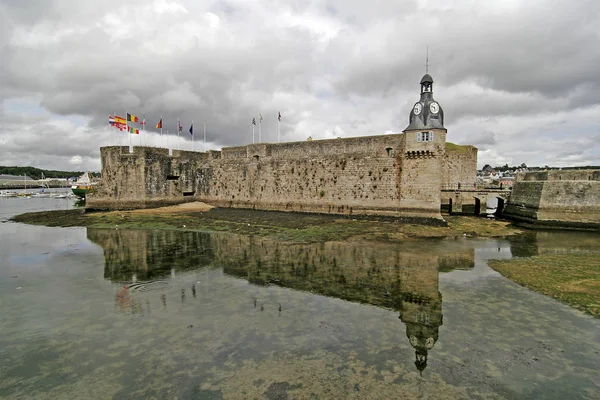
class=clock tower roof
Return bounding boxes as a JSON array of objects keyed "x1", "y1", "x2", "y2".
[
  {"x1": 403, "y1": 73, "x2": 446, "y2": 132},
  {"x1": 420, "y1": 73, "x2": 433, "y2": 84}
]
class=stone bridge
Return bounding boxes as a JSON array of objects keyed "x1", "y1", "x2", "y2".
[{"x1": 441, "y1": 189, "x2": 511, "y2": 215}]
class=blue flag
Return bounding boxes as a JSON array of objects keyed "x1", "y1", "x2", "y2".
[{"x1": 189, "y1": 123, "x2": 194, "y2": 136}]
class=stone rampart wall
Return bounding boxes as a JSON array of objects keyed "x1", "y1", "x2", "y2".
[
  {"x1": 88, "y1": 131, "x2": 466, "y2": 220},
  {"x1": 516, "y1": 170, "x2": 600, "y2": 182},
  {"x1": 504, "y1": 170, "x2": 600, "y2": 227},
  {"x1": 89, "y1": 146, "x2": 207, "y2": 209},
  {"x1": 442, "y1": 145, "x2": 478, "y2": 189},
  {"x1": 197, "y1": 152, "x2": 403, "y2": 215}
]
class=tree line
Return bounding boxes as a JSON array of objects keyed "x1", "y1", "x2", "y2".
[
  {"x1": 489, "y1": 164, "x2": 600, "y2": 172},
  {"x1": 0, "y1": 166, "x2": 100, "y2": 180}
]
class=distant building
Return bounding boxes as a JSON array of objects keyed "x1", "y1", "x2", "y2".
[{"x1": 498, "y1": 177, "x2": 514, "y2": 188}]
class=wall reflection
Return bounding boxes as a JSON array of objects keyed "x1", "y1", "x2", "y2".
[
  {"x1": 507, "y1": 230, "x2": 600, "y2": 258},
  {"x1": 87, "y1": 228, "x2": 475, "y2": 372},
  {"x1": 87, "y1": 229, "x2": 214, "y2": 282}
]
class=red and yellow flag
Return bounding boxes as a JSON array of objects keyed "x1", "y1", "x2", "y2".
[
  {"x1": 114, "y1": 115, "x2": 126, "y2": 125},
  {"x1": 127, "y1": 113, "x2": 139, "y2": 123},
  {"x1": 155, "y1": 118, "x2": 162, "y2": 129}
]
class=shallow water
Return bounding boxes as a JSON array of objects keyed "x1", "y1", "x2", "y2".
[{"x1": 1, "y1": 198, "x2": 600, "y2": 399}]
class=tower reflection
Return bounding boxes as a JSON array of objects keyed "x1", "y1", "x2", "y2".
[{"x1": 88, "y1": 228, "x2": 474, "y2": 372}]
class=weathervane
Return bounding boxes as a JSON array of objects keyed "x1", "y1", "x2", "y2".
[{"x1": 426, "y1": 46, "x2": 429, "y2": 74}]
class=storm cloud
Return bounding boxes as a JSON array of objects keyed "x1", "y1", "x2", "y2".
[{"x1": 1, "y1": 0, "x2": 599, "y2": 171}]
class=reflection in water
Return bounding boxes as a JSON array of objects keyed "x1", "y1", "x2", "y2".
[
  {"x1": 87, "y1": 228, "x2": 476, "y2": 373},
  {"x1": 88, "y1": 229, "x2": 216, "y2": 315},
  {"x1": 88, "y1": 229, "x2": 214, "y2": 282},
  {"x1": 507, "y1": 230, "x2": 600, "y2": 257}
]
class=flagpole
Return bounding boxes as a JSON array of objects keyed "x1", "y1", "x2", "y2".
[
  {"x1": 141, "y1": 115, "x2": 145, "y2": 147},
  {"x1": 252, "y1": 124, "x2": 255, "y2": 144},
  {"x1": 177, "y1": 119, "x2": 180, "y2": 151},
  {"x1": 192, "y1": 120, "x2": 194, "y2": 151},
  {"x1": 203, "y1": 122, "x2": 206, "y2": 152},
  {"x1": 258, "y1": 114, "x2": 262, "y2": 143},
  {"x1": 139, "y1": 114, "x2": 142, "y2": 147},
  {"x1": 127, "y1": 111, "x2": 132, "y2": 152},
  {"x1": 278, "y1": 115, "x2": 281, "y2": 143}
]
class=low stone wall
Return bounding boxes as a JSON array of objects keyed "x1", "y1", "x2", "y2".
[{"x1": 503, "y1": 170, "x2": 600, "y2": 228}]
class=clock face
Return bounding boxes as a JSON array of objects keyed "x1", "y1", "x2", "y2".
[
  {"x1": 413, "y1": 103, "x2": 423, "y2": 115},
  {"x1": 430, "y1": 102, "x2": 440, "y2": 114}
]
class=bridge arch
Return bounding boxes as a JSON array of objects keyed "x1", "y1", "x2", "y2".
[{"x1": 494, "y1": 196, "x2": 506, "y2": 216}]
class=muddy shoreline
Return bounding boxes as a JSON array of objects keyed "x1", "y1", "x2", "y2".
[{"x1": 11, "y1": 203, "x2": 522, "y2": 243}]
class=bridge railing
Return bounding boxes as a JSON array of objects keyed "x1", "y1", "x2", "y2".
[
  {"x1": 441, "y1": 183, "x2": 511, "y2": 191},
  {"x1": 441, "y1": 183, "x2": 478, "y2": 191}
]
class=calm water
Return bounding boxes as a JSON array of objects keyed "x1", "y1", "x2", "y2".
[{"x1": 1, "y1": 198, "x2": 600, "y2": 399}]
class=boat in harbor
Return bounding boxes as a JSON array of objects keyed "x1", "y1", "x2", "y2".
[
  {"x1": 0, "y1": 190, "x2": 19, "y2": 197},
  {"x1": 71, "y1": 172, "x2": 98, "y2": 199}
]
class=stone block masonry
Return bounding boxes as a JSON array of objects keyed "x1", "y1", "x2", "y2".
[
  {"x1": 87, "y1": 130, "x2": 464, "y2": 221},
  {"x1": 504, "y1": 170, "x2": 600, "y2": 228}
]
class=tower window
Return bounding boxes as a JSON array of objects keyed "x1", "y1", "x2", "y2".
[{"x1": 417, "y1": 131, "x2": 434, "y2": 142}]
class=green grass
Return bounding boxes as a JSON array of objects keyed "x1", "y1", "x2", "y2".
[
  {"x1": 445, "y1": 142, "x2": 476, "y2": 154},
  {"x1": 489, "y1": 254, "x2": 600, "y2": 318}
]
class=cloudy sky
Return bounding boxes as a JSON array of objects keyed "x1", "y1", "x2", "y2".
[{"x1": 1, "y1": 0, "x2": 599, "y2": 171}]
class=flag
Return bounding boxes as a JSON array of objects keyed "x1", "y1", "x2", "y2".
[
  {"x1": 155, "y1": 118, "x2": 162, "y2": 129},
  {"x1": 189, "y1": 123, "x2": 194, "y2": 136},
  {"x1": 178, "y1": 119, "x2": 182, "y2": 133},
  {"x1": 259, "y1": 114, "x2": 263, "y2": 123},
  {"x1": 129, "y1": 126, "x2": 140, "y2": 134},
  {"x1": 109, "y1": 116, "x2": 127, "y2": 130},
  {"x1": 278, "y1": 111, "x2": 282, "y2": 122},
  {"x1": 127, "y1": 113, "x2": 139, "y2": 123},
  {"x1": 252, "y1": 117, "x2": 256, "y2": 125},
  {"x1": 140, "y1": 117, "x2": 146, "y2": 125},
  {"x1": 114, "y1": 115, "x2": 126, "y2": 125}
]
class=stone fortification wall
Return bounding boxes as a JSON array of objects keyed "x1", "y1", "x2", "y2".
[
  {"x1": 89, "y1": 133, "x2": 450, "y2": 220},
  {"x1": 442, "y1": 143, "x2": 478, "y2": 190},
  {"x1": 198, "y1": 134, "x2": 412, "y2": 217},
  {"x1": 87, "y1": 146, "x2": 210, "y2": 209},
  {"x1": 504, "y1": 170, "x2": 600, "y2": 227}
]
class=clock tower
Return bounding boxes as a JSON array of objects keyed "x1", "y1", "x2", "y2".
[
  {"x1": 398, "y1": 73, "x2": 448, "y2": 219},
  {"x1": 404, "y1": 73, "x2": 446, "y2": 132}
]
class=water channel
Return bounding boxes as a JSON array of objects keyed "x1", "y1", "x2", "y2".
[{"x1": 1, "y1": 197, "x2": 599, "y2": 399}]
